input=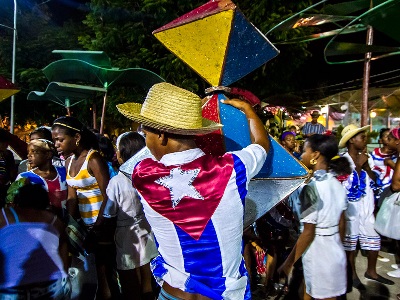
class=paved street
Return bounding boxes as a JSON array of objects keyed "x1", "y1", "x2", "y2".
[
  {"x1": 69, "y1": 254, "x2": 98, "y2": 300},
  {"x1": 347, "y1": 247, "x2": 400, "y2": 300},
  {"x1": 252, "y1": 238, "x2": 400, "y2": 300},
  {"x1": 68, "y1": 240, "x2": 400, "y2": 299}
]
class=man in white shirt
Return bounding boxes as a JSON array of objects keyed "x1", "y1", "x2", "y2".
[{"x1": 117, "y1": 82, "x2": 269, "y2": 300}]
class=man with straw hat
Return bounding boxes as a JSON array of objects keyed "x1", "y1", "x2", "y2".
[
  {"x1": 339, "y1": 124, "x2": 394, "y2": 290},
  {"x1": 117, "y1": 82, "x2": 269, "y2": 299}
]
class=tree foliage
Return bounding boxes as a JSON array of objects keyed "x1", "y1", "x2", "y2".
[
  {"x1": 76, "y1": 0, "x2": 317, "y2": 131},
  {"x1": 79, "y1": 0, "x2": 315, "y2": 97},
  {"x1": 1, "y1": 0, "x2": 320, "y2": 132},
  {"x1": 0, "y1": 1, "x2": 86, "y2": 126}
]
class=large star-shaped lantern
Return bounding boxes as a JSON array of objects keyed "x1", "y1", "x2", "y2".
[
  {"x1": 153, "y1": 0, "x2": 279, "y2": 86},
  {"x1": 152, "y1": 0, "x2": 309, "y2": 227},
  {"x1": 156, "y1": 167, "x2": 204, "y2": 208}
]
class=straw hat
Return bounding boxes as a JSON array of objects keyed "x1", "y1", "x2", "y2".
[
  {"x1": 117, "y1": 83, "x2": 222, "y2": 135},
  {"x1": 338, "y1": 124, "x2": 369, "y2": 148}
]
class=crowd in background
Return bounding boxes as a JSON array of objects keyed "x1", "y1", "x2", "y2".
[
  {"x1": 0, "y1": 119, "x2": 158, "y2": 300},
  {"x1": 1, "y1": 90, "x2": 400, "y2": 300}
]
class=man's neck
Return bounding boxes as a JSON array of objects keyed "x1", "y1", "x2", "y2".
[
  {"x1": 162, "y1": 138, "x2": 197, "y2": 157},
  {"x1": 348, "y1": 147, "x2": 360, "y2": 156}
]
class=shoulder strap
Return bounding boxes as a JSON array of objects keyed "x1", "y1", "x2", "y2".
[
  {"x1": 82, "y1": 149, "x2": 97, "y2": 168},
  {"x1": 68, "y1": 150, "x2": 98, "y2": 176},
  {"x1": 66, "y1": 156, "x2": 74, "y2": 172},
  {"x1": 9, "y1": 207, "x2": 19, "y2": 223},
  {"x1": 50, "y1": 215, "x2": 58, "y2": 225},
  {"x1": 86, "y1": 149, "x2": 97, "y2": 160},
  {"x1": 82, "y1": 149, "x2": 97, "y2": 165},
  {"x1": 1, "y1": 208, "x2": 9, "y2": 226}
]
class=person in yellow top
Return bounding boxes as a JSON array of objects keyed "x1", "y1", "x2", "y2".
[{"x1": 51, "y1": 116, "x2": 119, "y2": 300}]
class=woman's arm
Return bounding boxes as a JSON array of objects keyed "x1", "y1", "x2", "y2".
[
  {"x1": 277, "y1": 223, "x2": 315, "y2": 276},
  {"x1": 391, "y1": 158, "x2": 400, "y2": 192},
  {"x1": 66, "y1": 185, "x2": 79, "y2": 220},
  {"x1": 50, "y1": 213, "x2": 69, "y2": 272},
  {"x1": 64, "y1": 156, "x2": 80, "y2": 219},
  {"x1": 384, "y1": 158, "x2": 396, "y2": 170},
  {"x1": 339, "y1": 211, "x2": 346, "y2": 242},
  {"x1": 88, "y1": 151, "x2": 110, "y2": 227},
  {"x1": 6, "y1": 150, "x2": 17, "y2": 182}
]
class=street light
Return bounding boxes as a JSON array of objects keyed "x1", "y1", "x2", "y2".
[
  {"x1": 370, "y1": 110, "x2": 377, "y2": 132},
  {"x1": 10, "y1": 0, "x2": 17, "y2": 134}
]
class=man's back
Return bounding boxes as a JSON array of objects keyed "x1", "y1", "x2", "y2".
[
  {"x1": 133, "y1": 145, "x2": 266, "y2": 299},
  {"x1": 118, "y1": 82, "x2": 270, "y2": 299}
]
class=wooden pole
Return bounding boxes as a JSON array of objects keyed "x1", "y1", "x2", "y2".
[
  {"x1": 361, "y1": 25, "x2": 373, "y2": 126},
  {"x1": 10, "y1": 0, "x2": 17, "y2": 133},
  {"x1": 361, "y1": 1, "x2": 374, "y2": 127},
  {"x1": 92, "y1": 103, "x2": 97, "y2": 130},
  {"x1": 100, "y1": 91, "x2": 107, "y2": 134}
]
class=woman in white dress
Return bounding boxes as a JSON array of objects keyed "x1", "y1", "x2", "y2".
[{"x1": 278, "y1": 134, "x2": 348, "y2": 300}]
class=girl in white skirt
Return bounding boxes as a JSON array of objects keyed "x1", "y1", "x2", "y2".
[{"x1": 278, "y1": 134, "x2": 348, "y2": 300}]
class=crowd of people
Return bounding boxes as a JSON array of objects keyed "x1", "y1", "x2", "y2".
[{"x1": 0, "y1": 82, "x2": 399, "y2": 300}]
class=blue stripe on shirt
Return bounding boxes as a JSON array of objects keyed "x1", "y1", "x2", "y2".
[
  {"x1": 233, "y1": 154, "x2": 252, "y2": 299},
  {"x1": 232, "y1": 154, "x2": 247, "y2": 207},
  {"x1": 176, "y1": 221, "x2": 225, "y2": 299}
]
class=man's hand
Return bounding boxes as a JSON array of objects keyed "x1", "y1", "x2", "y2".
[
  {"x1": 251, "y1": 241, "x2": 265, "y2": 257},
  {"x1": 221, "y1": 98, "x2": 253, "y2": 112},
  {"x1": 221, "y1": 98, "x2": 270, "y2": 153},
  {"x1": 357, "y1": 151, "x2": 377, "y2": 182},
  {"x1": 357, "y1": 152, "x2": 369, "y2": 168},
  {"x1": 352, "y1": 149, "x2": 369, "y2": 171},
  {"x1": 277, "y1": 261, "x2": 292, "y2": 278}
]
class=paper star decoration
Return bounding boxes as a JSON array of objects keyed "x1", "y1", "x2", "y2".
[
  {"x1": 156, "y1": 167, "x2": 204, "y2": 208},
  {"x1": 153, "y1": 0, "x2": 279, "y2": 86}
]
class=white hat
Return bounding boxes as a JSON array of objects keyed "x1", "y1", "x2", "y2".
[{"x1": 338, "y1": 124, "x2": 369, "y2": 148}]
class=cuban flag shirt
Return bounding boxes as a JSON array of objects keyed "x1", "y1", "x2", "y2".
[{"x1": 132, "y1": 144, "x2": 267, "y2": 299}]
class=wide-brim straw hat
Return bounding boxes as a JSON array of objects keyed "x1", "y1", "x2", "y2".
[
  {"x1": 117, "y1": 82, "x2": 223, "y2": 135},
  {"x1": 338, "y1": 124, "x2": 369, "y2": 148}
]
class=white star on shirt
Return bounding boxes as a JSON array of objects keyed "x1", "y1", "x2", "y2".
[{"x1": 155, "y1": 167, "x2": 204, "y2": 208}]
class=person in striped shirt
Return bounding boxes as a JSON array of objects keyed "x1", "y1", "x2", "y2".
[
  {"x1": 52, "y1": 116, "x2": 120, "y2": 300},
  {"x1": 301, "y1": 111, "x2": 325, "y2": 138}
]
